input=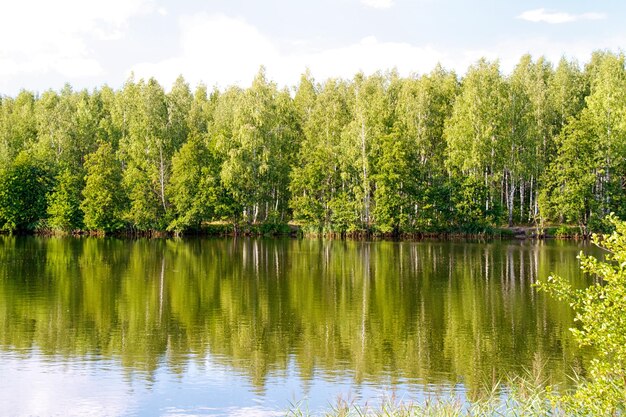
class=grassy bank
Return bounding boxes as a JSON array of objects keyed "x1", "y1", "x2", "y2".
[{"x1": 287, "y1": 375, "x2": 563, "y2": 416}]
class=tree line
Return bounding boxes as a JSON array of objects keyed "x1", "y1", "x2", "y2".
[{"x1": 0, "y1": 51, "x2": 624, "y2": 235}]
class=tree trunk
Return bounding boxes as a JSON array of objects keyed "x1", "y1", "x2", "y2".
[
  {"x1": 528, "y1": 175, "x2": 534, "y2": 223},
  {"x1": 484, "y1": 169, "x2": 489, "y2": 212},
  {"x1": 519, "y1": 180, "x2": 524, "y2": 223},
  {"x1": 506, "y1": 172, "x2": 516, "y2": 227},
  {"x1": 360, "y1": 118, "x2": 370, "y2": 227},
  {"x1": 159, "y1": 146, "x2": 167, "y2": 213}
]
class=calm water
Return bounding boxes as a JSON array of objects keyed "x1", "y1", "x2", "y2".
[{"x1": 0, "y1": 236, "x2": 599, "y2": 416}]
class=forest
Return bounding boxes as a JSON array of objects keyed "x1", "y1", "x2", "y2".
[{"x1": 0, "y1": 50, "x2": 624, "y2": 236}]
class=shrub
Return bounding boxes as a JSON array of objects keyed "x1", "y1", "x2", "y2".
[{"x1": 536, "y1": 214, "x2": 626, "y2": 415}]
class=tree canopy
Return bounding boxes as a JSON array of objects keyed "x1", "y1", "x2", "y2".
[{"x1": 0, "y1": 52, "x2": 625, "y2": 235}]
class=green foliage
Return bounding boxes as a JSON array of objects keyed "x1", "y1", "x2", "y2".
[
  {"x1": 47, "y1": 168, "x2": 83, "y2": 232},
  {"x1": 290, "y1": 78, "x2": 350, "y2": 230},
  {"x1": 536, "y1": 215, "x2": 626, "y2": 414},
  {"x1": 168, "y1": 133, "x2": 236, "y2": 233},
  {"x1": 32, "y1": 86, "x2": 99, "y2": 172},
  {"x1": 444, "y1": 59, "x2": 510, "y2": 228},
  {"x1": 293, "y1": 70, "x2": 317, "y2": 125},
  {"x1": 450, "y1": 176, "x2": 497, "y2": 232},
  {"x1": 539, "y1": 115, "x2": 599, "y2": 235},
  {"x1": 215, "y1": 68, "x2": 300, "y2": 224},
  {"x1": 117, "y1": 77, "x2": 180, "y2": 231},
  {"x1": 540, "y1": 53, "x2": 626, "y2": 232},
  {"x1": 328, "y1": 191, "x2": 360, "y2": 233},
  {"x1": 0, "y1": 152, "x2": 53, "y2": 232},
  {"x1": 1, "y1": 53, "x2": 626, "y2": 234},
  {"x1": 372, "y1": 131, "x2": 411, "y2": 234},
  {"x1": 550, "y1": 57, "x2": 586, "y2": 134},
  {"x1": 551, "y1": 225, "x2": 581, "y2": 239},
  {"x1": 0, "y1": 91, "x2": 37, "y2": 166},
  {"x1": 445, "y1": 59, "x2": 508, "y2": 177},
  {"x1": 81, "y1": 142, "x2": 127, "y2": 233},
  {"x1": 393, "y1": 66, "x2": 458, "y2": 231}
]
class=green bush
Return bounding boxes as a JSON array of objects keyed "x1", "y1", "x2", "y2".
[
  {"x1": 552, "y1": 225, "x2": 581, "y2": 238},
  {"x1": 536, "y1": 214, "x2": 626, "y2": 415},
  {"x1": 0, "y1": 152, "x2": 53, "y2": 233}
]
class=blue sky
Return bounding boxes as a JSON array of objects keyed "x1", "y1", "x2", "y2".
[{"x1": 0, "y1": 0, "x2": 623, "y2": 94}]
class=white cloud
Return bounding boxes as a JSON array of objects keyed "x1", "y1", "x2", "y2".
[
  {"x1": 517, "y1": 8, "x2": 606, "y2": 24},
  {"x1": 131, "y1": 12, "x2": 626, "y2": 91},
  {"x1": 459, "y1": 34, "x2": 626, "y2": 76},
  {"x1": 361, "y1": 0, "x2": 395, "y2": 9},
  {"x1": 131, "y1": 14, "x2": 280, "y2": 88},
  {"x1": 297, "y1": 36, "x2": 445, "y2": 82},
  {"x1": 131, "y1": 14, "x2": 447, "y2": 89},
  {"x1": 0, "y1": 0, "x2": 157, "y2": 79}
]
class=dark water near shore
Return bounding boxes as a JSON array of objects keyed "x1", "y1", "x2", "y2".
[{"x1": 0, "y1": 236, "x2": 599, "y2": 416}]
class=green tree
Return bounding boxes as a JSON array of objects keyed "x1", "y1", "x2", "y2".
[
  {"x1": 539, "y1": 114, "x2": 599, "y2": 235},
  {"x1": 186, "y1": 84, "x2": 216, "y2": 136},
  {"x1": 95, "y1": 85, "x2": 123, "y2": 149},
  {"x1": 33, "y1": 85, "x2": 98, "y2": 173},
  {"x1": 290, "y1": 79, "x2": 351, "y2": 231},
  {"x1": 81, "y1": 142, "x2": 127, "y2": 233},
  {"x1": 343, "y1": 72, "x2": 390, "y2": 229},
  {"x1": 506, "y1": 55, "x2": 544, "y2": 225},
  {"x1": 118, "y1": 77, "x2": 181, "y2": 230},
  {"x1": 540, "y1": 52, "x2": 626, "y2": 232},
  {"x1": 0, "y1": 152, "x2": 53, "y2": 232},
  {"x1": 550, "y1": 57, "x2": 585, "y2": 136},
  {"x1": 33, "y1": 87, "x2": 70, "y2": 165},
  {"x1": 0, "y1": 90, "x2": 37, "y2": 166},
  {"x1": 216, "y1": 68, "x2": 298, "y2": 224},
  {"x1": 444, "y1": 59, "x2": 508, "y2": 225},
  {"x1": 518, "y1": 56, "x2": 559, "y2": 223},
  {"x1": 293, "y1": 70, "x2": 317, "y2": 128},
  {"x1": 168, "y1": 134, "x2": 235, "y2": 232},
  {"x1": 47, "y1": 168, "x2": 84, "y2": 232},
  {"x1": 371, "y1": 130, "x2": 411, "y2": 233},
  {"x1": 449, "y1": 176, "x2": 494, "y2": 232},
  {"x1": 166, "y1": 75, "x2": 192, "y2": 148},
  {"x1": 392, "y1": 66, "x2": 458, "y2": 230},
  {"x1": 584, "y1": 52, "x2": 626, "y2": 219}
]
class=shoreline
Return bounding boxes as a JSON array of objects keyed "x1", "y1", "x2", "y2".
[{"x1": 1, "y1": 224, "x2": 591, "y2": 240}]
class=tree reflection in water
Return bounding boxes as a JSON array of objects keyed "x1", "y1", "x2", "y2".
[{"x1": 0, "y1": 236, "x2": 594, "y2": 400}]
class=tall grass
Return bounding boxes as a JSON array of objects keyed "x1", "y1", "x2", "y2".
[{"x1": 286, "y1": 373, "x2": 569, "y2": 417}]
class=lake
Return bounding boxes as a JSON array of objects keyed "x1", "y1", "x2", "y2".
[{"x1": 0, "y1": 236, "x2": 599, "y2": 416}]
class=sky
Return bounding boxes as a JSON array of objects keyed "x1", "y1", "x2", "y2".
[{"x1": 0, "y1": 0, "x2": 624, "y2": 95}]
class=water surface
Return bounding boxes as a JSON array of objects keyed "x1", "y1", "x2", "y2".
[{"x1": 0, "y1": 237, "x2": 598, "y2": 416}]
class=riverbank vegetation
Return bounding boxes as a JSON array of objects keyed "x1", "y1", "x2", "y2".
[
  {"x1": 536, "y1": 216, "x2": 626, "y2": 414},
  {"x1": 1, "y1": 51, "x2": 625, "y2": 236},
  {"x1": 288, "y1": 375, "x2": 557, "y2": 416}
]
